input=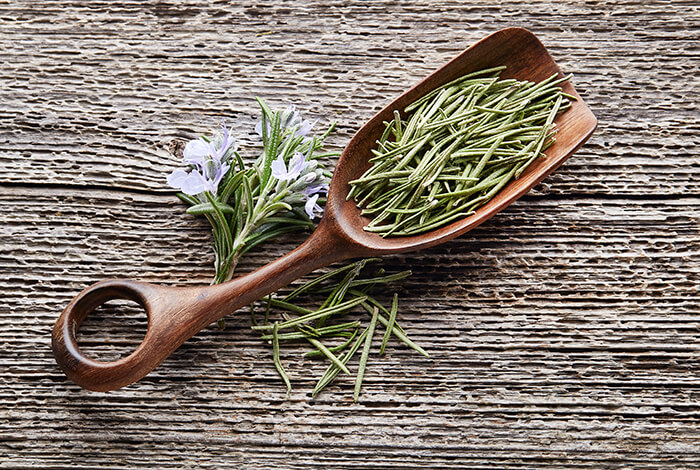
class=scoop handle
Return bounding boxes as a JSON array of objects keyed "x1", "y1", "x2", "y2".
[{"x1": 51, "y1": 222, "x2": 362, "y2": 391}]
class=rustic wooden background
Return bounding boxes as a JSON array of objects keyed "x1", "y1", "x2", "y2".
[{"x1": 2, "y1": 0, "x2": 699, "y2": 468}]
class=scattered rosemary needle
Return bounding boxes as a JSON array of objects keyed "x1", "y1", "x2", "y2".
[
  {"x1": 379, "y1": 293, "x2": 399, "y2": 356},
  {"x1": 252, "y1": 258, "x2": 426, "y2": 400},
  {"x1": 272, "y1": 322, "x2": 291, "y2": 397},
  {"x1": 354, "y1": 306, "x2": 379, "y2": 402}
]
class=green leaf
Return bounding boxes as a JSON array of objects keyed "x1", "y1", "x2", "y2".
[
  {"x1": 261, "y1": 111, "x2": 281, "y2": 189},
  {"x1": 379, "y1": 293, "x2": 399, "y2": 355},
  {"x1": 256, "y1": 97, "x2": 272, "y2": 155},
  {"x1": 220, "y1": 169, "x2": 246, "y2": 204},
  {"x1": 186, "y1": 201, "x2": 236, "y2": 216},
  {"x1": 303, "y1": 329, "x2": 358, "y2": 357},
  {"x1": 259, "y1": 201, "x2": 293, "y2": 219},
  {"x1": 233, "y1": 150, "x2": 245, "y2": 172},
  {"x1": 354, "y1": 306, "x2": 379, "y2": 401},
  {"x1": 357, "y1": 299, "x2": 429, "y2": 358},
  {"x1": 232, "y1": 185, "x2": 244, "y2": 237},
  {"x1": 272, "y1": 323, "x2": 291, "y2": 397},
  {"x1": 176, "y1": 192, "x2": 199, "y2": 206},
  {"x1": 204, "y1": 191, "x2": 233, "y2": 255},
  {"x1": 307, "y1": 337, "x2": 351, "y2": 376},
  {"x1": 320, "y1": 259, "x2": 367, "y2": 311},
  {"x1": 312, "y1": 327, "x2": 369, "y2": 397},
  {"x1": 255, "y1": 96, "x2": 274, "y2": 122},
  {"x1": 261, "y1": 216, "x2": 315, "y2": 228},
  {"x1": 242, "y1": 176, "x2": 254, "y2": 226},
  {"x1": 276, "y1": 131, "x2": 299, "y2": 162},
  {"x1": 251, "y1": 296, "x2": 368, "y2": 331},
  {"x1": 283, "y1": 258, "x2": 381, "y2": 302}
]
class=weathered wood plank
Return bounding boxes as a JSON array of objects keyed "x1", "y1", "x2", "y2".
[
  {"x1": 0, "y1": 1, "x2": 698, "y2": 197},
  {"x1": 1, "y1": 187, "x2": 699, "y2": 467},
  {"x1": 1, "y1": 0, "x2": 699, "y2": 468}
]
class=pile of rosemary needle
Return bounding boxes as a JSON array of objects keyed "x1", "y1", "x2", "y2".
[
  {"x1": 348, "y1": 65, "x2": 575, "y2": 237},
  {"x1": 251, "y1": 258, "x2": 427, "y2": 400}
]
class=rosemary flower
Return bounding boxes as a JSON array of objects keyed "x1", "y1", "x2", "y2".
[
  {"x1": 167, "y1": 121, "x2": 236, "y2": 196},
  {"x1": 167, "y1": 98, "x2": 337, "y2": 285},
  {"x1": 271, "y1": 151, "x2": 330, "y2": 220},
  {"x1": 255, "y1": 104, "x2": 317, "y2": 141}
]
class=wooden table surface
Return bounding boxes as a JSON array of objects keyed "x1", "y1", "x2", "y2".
[{"x1": 2, "y1": 1, "x2": 698, "y2": 468}]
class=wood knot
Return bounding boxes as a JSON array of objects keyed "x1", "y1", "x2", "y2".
[{"x1": 168, "y1": 139, "x2": 187, "y2": 157}]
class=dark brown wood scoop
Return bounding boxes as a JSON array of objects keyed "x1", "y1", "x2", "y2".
[{"x1": 52, "y1": 28, "x2": 597, "y2": 391}]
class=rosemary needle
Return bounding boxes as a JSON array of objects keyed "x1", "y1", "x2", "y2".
[
  {"x1": 354, "y1": 306, "x2": 379, "y2": 402},
  {"x1": 308, "y1": 337, "x2": 352, "y2": 376},
  {"x1": 283, "y1": 258, "x2": 380, "y2": 302},
  {"x1": 259, "y1": 321, "x2": 359, "y2": 340},
  {"x1": 277, "y1": 310, "x2": 352, "y2": 376},
  {"x1": 379, "y1": 293, "x2": 399, "y2": 355},
  {"x1": 272, "y1": 323, "x2": 291, "y2": 397},
  {"x1": 359, "y1": 300, "x2": 429, "y2": 357}
]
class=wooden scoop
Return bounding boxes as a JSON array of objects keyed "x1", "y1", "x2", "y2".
[{"x1": 52, "y1": 27, "x2": 597, "y2": 391}]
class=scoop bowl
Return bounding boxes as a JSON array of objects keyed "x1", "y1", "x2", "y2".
[{"x1": 327, "y1": 26, "x2": 597, "y2": 254}]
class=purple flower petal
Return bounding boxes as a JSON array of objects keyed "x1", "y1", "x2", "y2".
[
  {"x1": 213, "y1": 161, "x2": 230, "y2": 190},
  {"x1": 287, "y1": 152, "x2": 308, "y2": 180},
  {"x1": 295, "y1": 118, "x2": 317, "y2": 138},
  {"x1": 167, "y1": 168, "x2": 189, "y2": 189},
  {"x1": 183, "y1": 139, "x2": 210, "y2": 165},
  {"x1": 271, "y1": 155, "x2": 288, "y2": 180},
  {"x1": 304, "y1": 193, "x2": 320, "y2": 219},
  {"x1": 179, "y1": 170, "x2": 208, "y2": 196},
  {"x1": 170, "y1": 121, "x2": 239, "y2": 196},
  {"x1": 212, "y1": 121, "x2": 235, "y2": 160},
  {"x1": 219, "y1": 121, "x2": 230, "y2": 148},
  {"x1": 302, "y1": 182, "x2": 329, "y2": 197},
  {"x1": 255, "y1": 119, "x2": 272, "y2": 139}
]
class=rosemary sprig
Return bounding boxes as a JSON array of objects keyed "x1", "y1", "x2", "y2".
[
  {"x1": 251, "y1": 296, "x2": 369, "y2": 331},
  {"x1": 168, "y1": 99, "x2": 337, "y2": 286}
]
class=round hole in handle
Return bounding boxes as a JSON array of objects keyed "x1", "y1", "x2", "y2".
[
  {"x1": 76, "y1": 298, "x2": 148, "y2": 362},
  {"x1": 62, "y1": 280, "x2": 153, "y2": 364}
]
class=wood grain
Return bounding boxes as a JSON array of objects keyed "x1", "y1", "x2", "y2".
[{"x1": 1, "y1": 0, "x2": 698, "y2": 468}]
